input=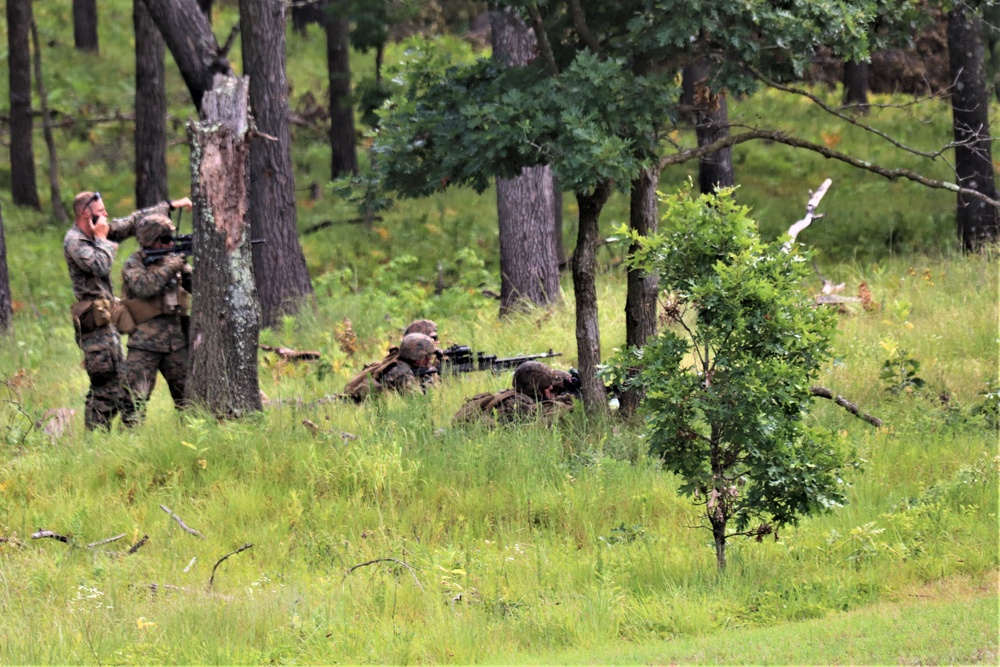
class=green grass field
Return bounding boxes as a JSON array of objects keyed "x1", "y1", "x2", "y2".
[{"x1": 0, "y1": 2, "x2": 997, "y2": 664}]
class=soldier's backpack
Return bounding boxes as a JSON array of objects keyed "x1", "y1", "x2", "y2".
[{"x1": 343, "y1": 348, "x2": 399, "y2": 401}]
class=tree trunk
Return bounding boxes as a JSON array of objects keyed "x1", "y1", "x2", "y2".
[
  {"x1": 573, "y1": 182, "x2": 612, "y2": 415},
  {"x1": 141, "y1": 0, "x2": 231, "y2": 112},
  {"x1": 0, "y1": 204, "x2": 13, "y2": 336},
  {"x1": 492, "y1": 6, "x2": 562, "y2": 315},
  {"x1": 553, "y1": 176, "x2": 566, "y2": 268},
  {"x1": 7, "y1": 0, "x2": 40, "y2": 209},
  {"x1": 198, "y1": 0, "x2": 213, "y2": 22},
  {"x1": 73, "y1": 0, "x2": 99, "y2": 52},
  {"x1": 185, "y1": 75, "x2": 262, "y2": 418},
  {"x1": 947, "y1": 6, "x2": 1000, "y2": 250},
  {"x1": 842, "y1": 60, "x2": 870, "y2": 113},
  {"x1": 712, "y1": 518, "x2": 727, "y2": 571},
  {"x1": 30, "y1": 19, "x2": 69, "y2": 223},
  {"x1": 620, "y1": 167, "x2": 660, "y2": 417},
  {"x1": 292, "y1": 0, "x2": 326, "y2": 35},
  {"x1": 685, "y1": 59, "x2": 735, "y2": 194},
  {"x1": 134, "y1": 0, "x2": 169, "y2": 208},
  {"x1": 326, "y1": 10, "x2": 359, "y2": 177},
  {"x1": 240, "y1": 0, "x2": 314, "y2": 328}
]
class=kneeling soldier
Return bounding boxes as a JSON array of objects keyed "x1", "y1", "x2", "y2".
[
  {"x1": 453, "y1": 360, "x2": 574, "y2": 428},
  {"x1": 120, "y1": 214, "x2": 192, "y2": 423},
  {"x1": 344, "y1": 332, "x2": 441, "y2": 401}
]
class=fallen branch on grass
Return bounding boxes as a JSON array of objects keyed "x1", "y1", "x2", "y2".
[
  {"x1": 810, "y1": 386, "x2": 883, "y2": 427},
  {"x1": 160, "y1": 505, "x2": 205, "y2": 539},
  {"x1": 343, "y1": 558, "x2": 424, "y2": 591},
  {"x1": 127, "y1": 535, "x2": 150, "y2": 555},
  {"x1": 32, "y1": 529, "x2": 70, "y2": 543},
  {"x1": 208, "y1": 543, "x2": 253, "y2": 590},
  {"x1": 87, "y1": 533, "x2": 126, "y2": 549},
  {"x1": 785, "y1": 178, "x2": 832, "y2": 249},
  {"x1": 259, "y1": 345, "x2": 321, "y2": 361}
]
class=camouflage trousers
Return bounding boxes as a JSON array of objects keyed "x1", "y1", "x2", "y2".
[
  {"x1": 78, "y1": 327, "x2": 134, "y2": 430},
  {"x1": 124, "y1": 346, "x2": 190, "y2": 424}
]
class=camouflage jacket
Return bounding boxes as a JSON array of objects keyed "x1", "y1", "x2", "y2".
[
  {"x1": 121, "y1": 250, "x2": 190, "y2": 353},
  {"x1": 63, "y1": 202, "x2": 171, "y2": 302},
  {"x1": 453, "y1": 390, "x2": 573, "y2": 427}
]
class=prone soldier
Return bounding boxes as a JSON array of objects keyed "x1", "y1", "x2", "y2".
[
  {"x1": 344, "y1": 332, "x2": 441, "y2": 401},
  {"x1": 452, "y1": 360, "x2": 575, "y2": 428}
]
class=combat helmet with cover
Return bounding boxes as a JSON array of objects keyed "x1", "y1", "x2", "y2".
[
  {"x1": 398, "y1": 333, "x2": 439, "y2": 365},
  {"x1": 513, "y1": 361, "x2": 564, "y2": 399},
  {"x1": 404, "y1": 319, "x2": 438, "y2": 340},
  {"x1": 136, "y1": 214, "x2": 175, "y2": 249}
]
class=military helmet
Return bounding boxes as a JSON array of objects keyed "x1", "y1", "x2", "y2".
[
  {"x1": 398, "y1": 333, "x2": 439, "y2": 364},
  {"x1": 404, "y1": 319, "x2": 438, "y2": 340},
  {"x1": 513, "y1": 361, "x2": 559, "y2": 399},
  {"x1": 136, "y1": 214, "x2": 175, "y2": 248}
]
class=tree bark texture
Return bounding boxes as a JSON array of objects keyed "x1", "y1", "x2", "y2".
[
  {"x1": 947, "y1": 6, "x2": 1000, "y2": 250},
  {"x1": 30, "y1": 20, "x2": 69, "y2": 223},
  {"x1": 620, "y1": 167, "x2": 660, "y2": 417},
  {"x1": 198, "y1": 0, "x2": 213, "y2": 22},
  {"x1": 240, "y1": 0, "x2": 314, "y2": 328},
  {"x1": 7, "y1": 0, "x2": 40, "y2": 209},
  {"x1": 141, "y1": 0, "x2": 231, "y2": 112},
  {"x1": 842, "y1": 60, "x2": 870, "y2": 112},
  {"x1": 0, "y1": 204, "x2": 13, "y2": 335},
  {"x1": 326, "y1": 11, "x2": 359, "y2": 177},
  {"x1": 73, "y1": 0, "x2": 99, "y2": 52},
  {"x1": 491, "y1": 7, "x2": 562, "y2": 315},
  {"x1": 134, "y1": 0, "x2": 169, "y2": 208},
  {"x1": 685, "y1": 60, "x2": 735, "y2": 194},
  {"x1": 186, "y1": 75, "x2": 262, "y2": 418},
  {"x1": 573, "y1": 182, "x2": 612, "y2": 415}
]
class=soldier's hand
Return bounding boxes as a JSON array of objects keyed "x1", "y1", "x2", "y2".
[
  {"x1": 91, "y1": 216, "x2": 110, "y2": 240},
  {"x1": 169, "y1": 197, "x2": 193, "y2": 212},
  {"x1": 164, "y1": 254, "x2": 186, "y2": 273}
]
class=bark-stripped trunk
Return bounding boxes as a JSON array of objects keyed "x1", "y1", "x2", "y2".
[
  {"x1": 326, "y1": 11, "x2": 359, "y2": 177},
  {"x1": 7, "y1": 0, "x2": 40, "y2": 209},
  {"x1": 573, "y1": 181, "x2": 612, "y2": 415},
  {"x1": 0, "y1": 204, "x2": 13, "y2": 335},
  {"x1": 621, "y1": 167, "x2": 660, "y2": 417},
  {"x1": 948, "y1": 6, "x2": 1000, "y2": 249},
  {"x1": 141, "y1": 0, "x2": 231, "y2": 112},
  {"x1": 134, "y1": 0, "x2": 168, "y2": 208},
  {"x1": 492, "y1": 6, "x2": 562, "y2": 314},
  {"x1": 685, "y1": 60, "x2": 735, "y2": 194},
  {"x1": 843, "y1": 60, "x2": 870, "y2": 113},
  {"x1": 73, "y1": 0, "x2": 99, "y2": 52},
  {"x1": 30, "y1": 20, "x2": 68, "y2": 223},
  {"x1": 186, "y1": 75, "x2": 261, "y2": 418},
  {"x1": 240, "y1": 0, "x2": 314, "y2": 328}
]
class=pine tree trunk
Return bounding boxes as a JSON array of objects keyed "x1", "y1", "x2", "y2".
[
  {"x1": 326, "y1": 11, "x2": 359, "y2": 177},
  {"x1": 7, "y1": 0, "x2": 40, "y2": 210},
  {"x1": 842, "y1": 60, "x2": 870, "y2": 113},
  {"x1": 0, "y1": 204, "x2": 13, "y2": 336},
  {"x1": 240, "y1": 0, "x2": 314, "y2": 328},
  {"x1": 573, "y1": 182, "x2": 612, "y2": 415},
  {"x1": 73, "y1": 0, "x2": 99, "y2": 52},
  {"x1": 947, "y1": 6, "x2": 1000, "y2": 249},
  {"x1": 141, "y1": 0, "x2": 231, "y2": 112},
  {"x1": 185, "y1": 75, "x2": 262, "y2": 418},
  {"x1": 134, "y1": 0, "x2": 168, "y2": 208},
  {"x1": 685, "y1": 60, "x2": 735, "y2": 194},
  {"x1": 621, "y1": 167, "x2": 660, "y2": 417},
  {"x1": 492, "y1": 6, "x2": 562, "y2": 315},
  {"x1": 30, "y1": 19, "x2": 69, "y2": 223}
]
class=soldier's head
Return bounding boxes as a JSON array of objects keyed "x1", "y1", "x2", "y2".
[
  {"x1": 399, "y1": 333, "x2": 440, "y2": 368},
  {"x1": 136, "y1": 214, "x2": 176, "y2": 249},
  {"x1": 404, "y1": 319, "x2": 438, "y2": 341},
  {"x1": 72, "y1": 191, "x2": 107, "y2": 229},
  {"x1": 513, "y1": 361, "x2": 566, "y2": 400}
]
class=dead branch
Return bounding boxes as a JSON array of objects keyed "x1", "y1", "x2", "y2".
[
  {"x1": 219, "y1": 21, "x2": 241, "y2": 59},
  {"x1": 208, "y1": 543, "x2": 253, "y2": 590},
  {"x1": 786, "y1": 178, "x2": 832, "y2": 247},
  {"x1": 810, "y1": 386, "x2": 883, "y2": 427},
  {"x1": 343, "y1": 558, "x2": 424, "y2": 591},
  {"x1": 159, "y1": 505, "x2": 205, "y2": 539},
  {"x1": 259, "y1": 345, "x2": 321, "y2": 361},
  {"x1": 526, "y1": 3, "x2": 560, "y2": 77},
  {"x1": 127, "y1": 534, "x2": 150, "y2": 555},
  {"x1": 86, "y1": 533, "x2": 126, "y2": 549},
  {"x1": 303, "y1": 216, "x2": 383, "y2": 235},
  {"x1": 32, "y1": 529, "x2": 70, "y2": 543}
]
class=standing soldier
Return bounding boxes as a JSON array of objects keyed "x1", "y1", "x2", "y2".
[
  {"x1": 120, "y1": 214, "x2": 192, "y2": 423},
  {"x1": 64, "y1": 191, "x2": 191, "y2": 430},
  {"x1": 344, "y1": 332, "x2": 441, "y2": 401},
  {"x1": 453, "y1": 361, "x2": 575, "y2": 428}
]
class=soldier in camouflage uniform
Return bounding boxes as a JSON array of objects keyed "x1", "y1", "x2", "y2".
[
  {"x1": 404, "y1": 319, "x2": 438, "y2": 341},
  {"x1": 344, "y1": 332, "x2": 441, "y2": 401},
  {"x1": 453, "y1": 360, "x2": 574, "y2": 428},
  {"x1": 120, "y1": 214, "x2": 193, "y2": 423},
  {"x1": 64, "y1": 191, "x2": 191, "y2": 430}
]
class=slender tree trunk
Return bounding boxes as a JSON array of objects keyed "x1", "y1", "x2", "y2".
[
  {"x1": 553, "y1": 176, "x2": 566, "y2": 268},
  {"x1": 842, "y1": 60, "x2": 870, "y2": 113},
  {"x1": 712, "y1": 518, "x2": 727, "y2": 571},
  {"x1": 185, "y1": 75, "x2": 261, "y2": 418},
  {"x1": 492, "y1": 6, "x2": 561, "y2": 315},
  {"x1": 240, "y1": 0, "x2": 314, "y2": 327},
  {"x1": 7, "y1": 0, "x2": 40, "y2": 209},
  {"x1": 326, "y1": 10, "x2": 359, "y2": 177},
  {"x1": 73, "y1": 0, "x2": 99, "y2": 52},
  {"x1": 948, "y1": 6, "x2": 1000, "y2": 249},
  {"x1": 685, "y1": 59, "x2": 735, "y2": 194},
  {"x1": 573, "y1": 182, "x2": 612, "y2": 415},
  {"x1": 621, "y1": 167, "x2": 660, "y2": 417},
  {"x1": 141, "y1": 0, "x2": 231, "y2": 112},
  {"x1": 134, "y1": 0, "x2": 168, "y2": 208},
  {"x1": 30, "y1": 20, "x2": 69, "y2": 223},
  {"x1": 0, "y1": 204, "x2": 13, "y2": 336}
]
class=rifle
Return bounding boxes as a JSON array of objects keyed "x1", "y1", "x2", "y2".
[
  {"x1": 438, "y1": 345, "x2": 562, "y2": 375},
  {"x1": 142, "y1": 233, "x2": 194, "y2": 267}
]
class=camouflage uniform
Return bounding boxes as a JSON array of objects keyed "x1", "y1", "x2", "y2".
[
  {"x1": 344, "y1": 333, "x2": 440, "y2": 401},
  {"x1": 453, "y1": 361, "x2": 574, "y2": 427},
  {"x1": 121, "y1": 215, "x2": 192, "y2": 423},
  {"x1": 64, "y1": 201, "x2": 171, "y2": 429}
]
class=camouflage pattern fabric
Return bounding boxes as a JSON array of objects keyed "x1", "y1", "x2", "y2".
[
  {"x1": 452, "y1": 390, "x2": 573, "y2": 428},
  {"x1": 79, "y1": 327, "x2": 134, "y2": 430},
  {"x1": 379, "y1": 360, "x2": 419, "y2": 394},
  {"x1": 124, "y1": 347, "x2": 189, "y2": 420}
]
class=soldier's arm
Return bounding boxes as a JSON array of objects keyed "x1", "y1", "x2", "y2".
[
  {"x1": 122, "y1": 254, "x2": 176, "y2": 299},
  {"x1": 66, "y1": 237, "x2": 118, "y2": 278},
  {"x1": 108, "y1": 202, "x2": 171, "y2": 243}
]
